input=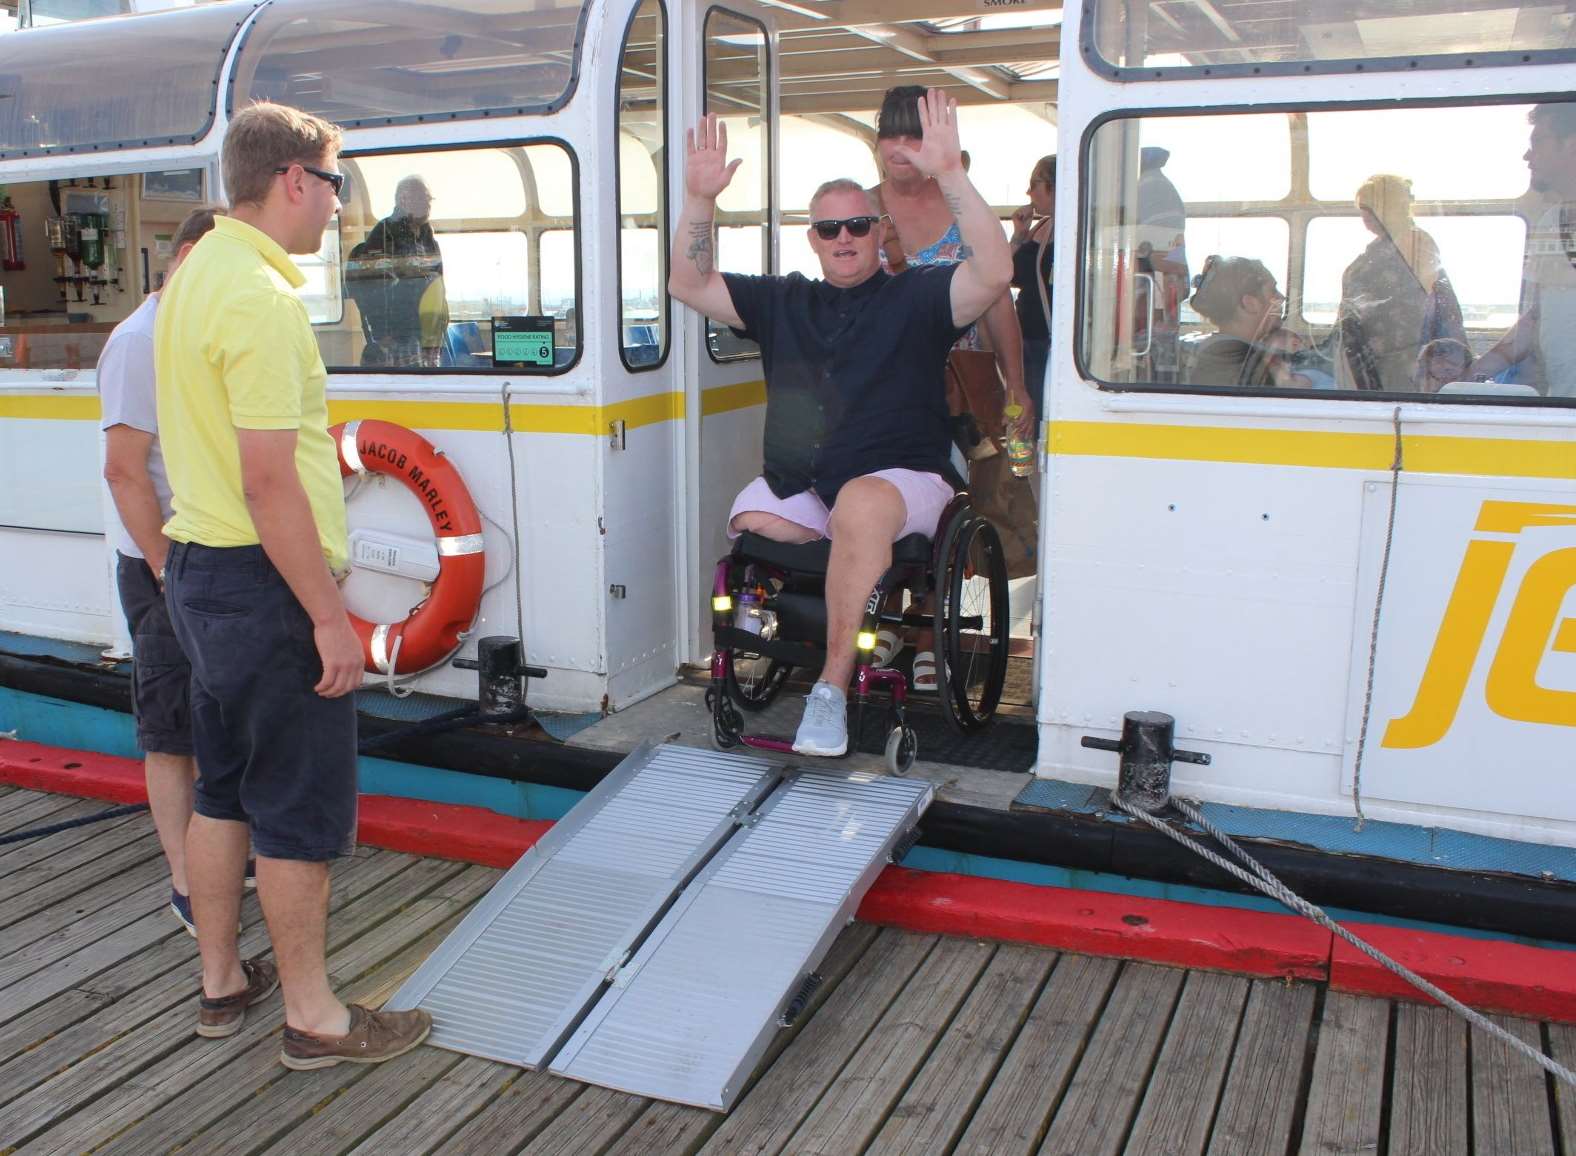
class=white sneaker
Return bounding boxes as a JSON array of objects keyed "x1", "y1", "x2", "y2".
[{"x1": 792, "y1": 681, "x2": 849, "y2": 757}]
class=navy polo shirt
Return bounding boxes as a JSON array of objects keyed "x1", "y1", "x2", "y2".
[{"x1": 722, "y1": 264, "x2": 965, "y2": 503}]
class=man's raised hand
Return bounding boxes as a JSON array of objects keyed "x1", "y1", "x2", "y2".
[
  {"x1": 685, "y1": 114, "x2": 743, "y2": 201},
  {"x1": 889, "y1": 89, "x2": 963, "y2": 180}
]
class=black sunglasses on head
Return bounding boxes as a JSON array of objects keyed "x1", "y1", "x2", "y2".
[
  {"x1": 276, "y1": 163, "x2": 347, "y2": 199},
  {"x1": 811, "y1": 215, "x2": 879, "y2": 240}
]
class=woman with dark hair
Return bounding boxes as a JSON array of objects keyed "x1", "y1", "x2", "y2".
[
  {"x1": 1010, "y1": 154, "x2": 1055, "y2": 411},
  {"x1": 1336, "y1": 173, "x2": 1465, "y2": 391},
  {"x1": 1189, "y1": 255, "x2": 1309, "y2": 389}
]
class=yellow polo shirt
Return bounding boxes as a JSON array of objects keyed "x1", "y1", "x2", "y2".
[{"x1": 154, "y1": 216, "x2": 348, "y2": 572}]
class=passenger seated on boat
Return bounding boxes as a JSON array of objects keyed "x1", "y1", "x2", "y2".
[
  {"x1": 1188, "y1": 256, "x2": 1310, "y2": 389},
  {"x1": 345, "y1": 175, "x2": 448, "y2": 368},
  {"x1": 669, "y1": 92, "x2": 1012, "y2": 758}
]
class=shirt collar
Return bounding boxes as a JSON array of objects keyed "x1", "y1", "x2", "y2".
[
  {"x1": 211, "y1": 215, "x2": 308, "y2": 289},
  {"x1": 813, "y1": 267, "x2": 888, "y2": 304}
]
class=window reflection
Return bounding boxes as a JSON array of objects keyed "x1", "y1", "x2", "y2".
[{"x1": 1081, "y1": 104, "x2": 1576, "y2": 402}]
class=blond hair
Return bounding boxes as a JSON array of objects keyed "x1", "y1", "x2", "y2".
[
  {"x1": 1355, "y1": 174, "x2": 1414, "y2": 242},
  {"x1": 222, "y1": 102, "x2": 343, "y2": 208}
]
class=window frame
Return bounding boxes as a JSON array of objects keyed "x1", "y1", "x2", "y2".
[
  {"x1": 614, "y1": 0, "x2": 670, "y2": 374},
  {"x1": 327, "y1": 135, "x2": 584, "y2": 378},
  {"x1": 224, "y1": 0, "x2": 592, "y2": 130},
  {"x1": 701, "y1": 3, "x2": 772, "y2": 366},
  {"x1": 1081, "y1": 2, "x2": 1576, "y2": 84},
  {"x1": 1074, "y1": 94, "x2": 1576, "y2": 410}
]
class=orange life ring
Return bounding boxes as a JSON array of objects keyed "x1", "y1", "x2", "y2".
[{"x1": 330, "y1": 419, "x2": 486, "y2": 675}]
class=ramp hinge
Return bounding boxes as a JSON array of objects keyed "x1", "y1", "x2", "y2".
[{"x1": 729, "y1": 806, "x2": 763, "y2": 828}]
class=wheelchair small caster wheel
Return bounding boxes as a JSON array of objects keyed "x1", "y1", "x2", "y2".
[
  {"x1": 884, "y1": 725, "x2": 918, "y2": 775},
  {"x1": 712, "y1": 696, "x2": 744, "y2": 750}
]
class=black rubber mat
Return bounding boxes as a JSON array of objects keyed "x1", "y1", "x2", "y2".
[{"x1": 848, "y1": 702, "x2": 1036, "y2": 772}]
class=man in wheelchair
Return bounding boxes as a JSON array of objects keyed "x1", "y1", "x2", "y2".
[{"x1": 669, "y1": 90, "x2": 1012, "y2": 757}]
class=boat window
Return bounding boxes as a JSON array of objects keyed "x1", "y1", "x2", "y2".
[
  {"x1": 228, "y1": 0, "x2": 589, "y2": 128},
  {"x1": 0, "y1": 169, "x2": 218, "y2": 371},
  {"x1": 1079, "y1": 103, "x2": 1576, "y2": 405},
  {"x1": 704, "y1": 8, "x2": 770, "y2": 363},
  {"x1": 323, "y1": 141, "x2": 579, "y2": 374},
  {"x1": 617, "y1": 0, "x2": 667, "y2": 372},
  {"x1": 1089, "y1": 0, "x2": 1576, "y2": 78},
  {"x1": 0, "y1": 1, "x2": 253, "y2": 158}
]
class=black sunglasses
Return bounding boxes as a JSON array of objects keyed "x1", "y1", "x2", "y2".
[
  {"x1": 276, "y1": 163, "x2": 348, "y2": 200},
  {"x1": 811, "y1": 215, "x2": 879, "y2": 240}
]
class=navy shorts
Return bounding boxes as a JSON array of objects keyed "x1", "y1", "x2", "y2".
[
  {"x1": 163, "y1": 542, "x2": 358, "y2": 861},
  {"x1": 115, "y1": 552, "x2": 195, "y2": 757}
]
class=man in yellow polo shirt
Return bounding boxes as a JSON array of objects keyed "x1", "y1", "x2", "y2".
[{"x1": 156, "y1": 101, "x2": 430, "y2": 1070}]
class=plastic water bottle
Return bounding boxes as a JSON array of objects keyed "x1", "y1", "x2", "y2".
[
  {"x1": 735, "y1": 589, "x2": 763, "y2": 635},
  {"x1": 1003, "y1": 404, "x2": 1035, "y2": 478}
]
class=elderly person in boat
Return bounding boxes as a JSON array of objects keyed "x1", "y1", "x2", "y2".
[
  {"x1": 668, "y1": 91, "x2": 1012, "y2": 759},
  {"x1": 1336, "y1": 173, "x2": 1465, "y2": 392}
]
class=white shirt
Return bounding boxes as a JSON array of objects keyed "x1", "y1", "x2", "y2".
[
  {"x1": 98, "y1": 293, "x2": 173, "y2": 558},
  {"x1": 1523, "y1": 206, "x2": 1576, "y2": 398}
]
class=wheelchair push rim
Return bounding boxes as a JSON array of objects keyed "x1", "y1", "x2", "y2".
[{"x1": 934, "y1": 513, "x2": 1010, "y2": 732}]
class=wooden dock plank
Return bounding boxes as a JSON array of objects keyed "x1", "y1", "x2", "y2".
[
  {"x1": 0, "y1": 798, "x2": 148, "y2": 879},
  {"x1": 1123, "y1": 970, "x2": 1251, "y2": 1156},
  {"x1": 234, "y1": 1045, "x2": 466, "y2": 1156},
  {"x1": 0, "y1": 810, "x2": 156, "y2": 898},
  {"x1": 1551, "y1": 1022, "x2": 1576, "y2": 1155},
  {"x1": 782, "y1": 935, "x2": 996, "y2": 1155},
  {"x1": 1470, "y1": 1014, "x2": 1557, "y2": 1156},
  {"x1": 343, "y1": 1055, "x2": 520, "y2": 1155},
  {"x1": 430, "y1": 1071, "x2": 585, "y2": 1153},
  {"x1": 1296, "y1": 991, "x2": 1389, "y2": 1156},
  {"x1": 0, "y1": 849, "x2": 393, "y2": 1095},
  {"x1": 1037, "y1": 961, "x2": 1187, "y2": 1156},
  {"x1": 1387, "y1": 1004, "x2": 1468, "y2": 1156},
  {"x1": 699, "y1": 929, "x2": 938, "y2": 1156},
  {"x1": 952, "y1": 952, "x2": 1121, "y2": 1156},
  {"x1": 517, "y1": 1084, "x2": 653, "y2": 1155},
  {"x1": 72, "y1": 863, "x2": 499, "y2": 1156},
  {"x1": 0, "y1": 792, "x2": 81, "y2": 837},
  {"x1": 865, "y1": 942, "x2": 1056, "y2": 1156},
  {"x1": 1206, "y1": 979, "x2": 1317, "y2": 1156},
  {"x1": 604, "y1": 921, "x2": 882, "y2": 1156},
  {"x1": 9, "y1": 857, "x2": 484, "y2": 1156},
  {"x1": 0, "y1": 852, "x2": 414, "y2": 1143},
  {"x1": 0, "y1": 829, "x2": 162, "y2": 930},
  {"x1": 0, "y1": 850, "x2": 166, "y2": 961}
]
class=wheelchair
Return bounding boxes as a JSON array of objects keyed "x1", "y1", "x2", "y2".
[{"x1": 706, "y1": 492, "x2": 1010, "y2": 774}]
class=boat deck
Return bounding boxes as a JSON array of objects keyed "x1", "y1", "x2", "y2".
[{"x1": 2, "y1": 785, "x2": 1573, "y2": 1156}]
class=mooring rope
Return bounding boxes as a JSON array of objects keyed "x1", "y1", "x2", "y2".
[
  {"x1": 0, "y1": 803, "x2": 148, "y2": 847},
  {"x1": 1115, "y1": 795, "x2": 1576, "y2": 1089}
]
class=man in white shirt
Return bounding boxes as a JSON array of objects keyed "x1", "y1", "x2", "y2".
[
  {"x1": 100, "y1": 206, "x2": 223, "y2": 935},
  {"x1": 1472, "y1": 103, "x2": 1576, "y2": 397}
]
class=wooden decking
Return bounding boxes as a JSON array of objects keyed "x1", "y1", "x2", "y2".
[{"x1": 1, "y1": 784, "x2": 1573, "y2": 1156}]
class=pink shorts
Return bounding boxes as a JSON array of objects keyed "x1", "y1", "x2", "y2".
[{"x1": 727, "y1": 470, "x2": 955, "y2": 542}]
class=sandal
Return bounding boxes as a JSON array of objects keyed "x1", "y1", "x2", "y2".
[
  {"x1": 912, "y1": 650, "x2": 938, "y2": 692},
  {"x1": 870, "y1": 629, "x2": 901, "y2": 669}
]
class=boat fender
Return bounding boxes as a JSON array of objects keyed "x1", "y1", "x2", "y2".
[{"x1": 330, "y1": 419, "x2": 486, "y2": 675}]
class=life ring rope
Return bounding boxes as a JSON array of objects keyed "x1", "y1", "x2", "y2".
[{"x1": 331, "y1": 418, "x2": 487, "y2": 676}]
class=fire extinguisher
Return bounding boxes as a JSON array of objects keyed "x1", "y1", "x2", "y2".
[{"x1": 0, "y1": 197, "x2": 22, "y2": 271}]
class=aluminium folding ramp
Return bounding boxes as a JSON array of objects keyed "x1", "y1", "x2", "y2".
[{"x1": 387, "y1": 743, "x2": 931, "y2": 1112}]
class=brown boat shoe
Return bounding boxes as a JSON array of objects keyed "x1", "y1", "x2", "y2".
[
  {"x1": 196, "y1": 958, "x2": 280, "y2": 1038},
  {"x1": 279, "y1": 1003, "x2": 432, "y2": 1071}
]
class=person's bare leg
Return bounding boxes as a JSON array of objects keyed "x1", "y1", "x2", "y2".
[
  {"x1": 820, "y1": 477, "x2": 906, "y2": 689},
  {"x1": 145, "y1": 752, "x2": 196, "y2": 894},
  {"x1": 187, "y1": 813, "x2": 248, "y2": 998},
  {"x1": 729, "y1": 510, "x2": 821, "y2": 543},
  {"x1": 256, "y1": 856, "x2": 350, "y2": 1035}
]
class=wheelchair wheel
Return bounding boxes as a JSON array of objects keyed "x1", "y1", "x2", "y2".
[
  {"x1": 724, "y1": 651, "x2": 792, "y2": 711},
  {"x1": 884, "y1": 725, "x2": 917, "y2": 776},
  {"x1": 934, "y1": 514, "x2": 1009, "y2": 732}
]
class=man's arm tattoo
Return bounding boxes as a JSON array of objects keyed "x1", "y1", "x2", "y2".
[
  {"x1": 955, "y1": 244, "x2": 974, "y2": 260},
  {"x1": 686, "y1": 220, "x2": 714, "y2": 275}
]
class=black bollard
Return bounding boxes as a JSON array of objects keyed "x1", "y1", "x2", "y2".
[
  {"x1": 452, "y1": 636, "x2": 548, "y2": 721},
  {"x1": 1080, "y1": 710, "x2": 1211, "y2": 814}
]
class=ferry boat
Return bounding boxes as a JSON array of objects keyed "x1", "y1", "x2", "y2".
[{"x1": 0, "y1": 0, "x2": 1574, "y2": 1064}]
